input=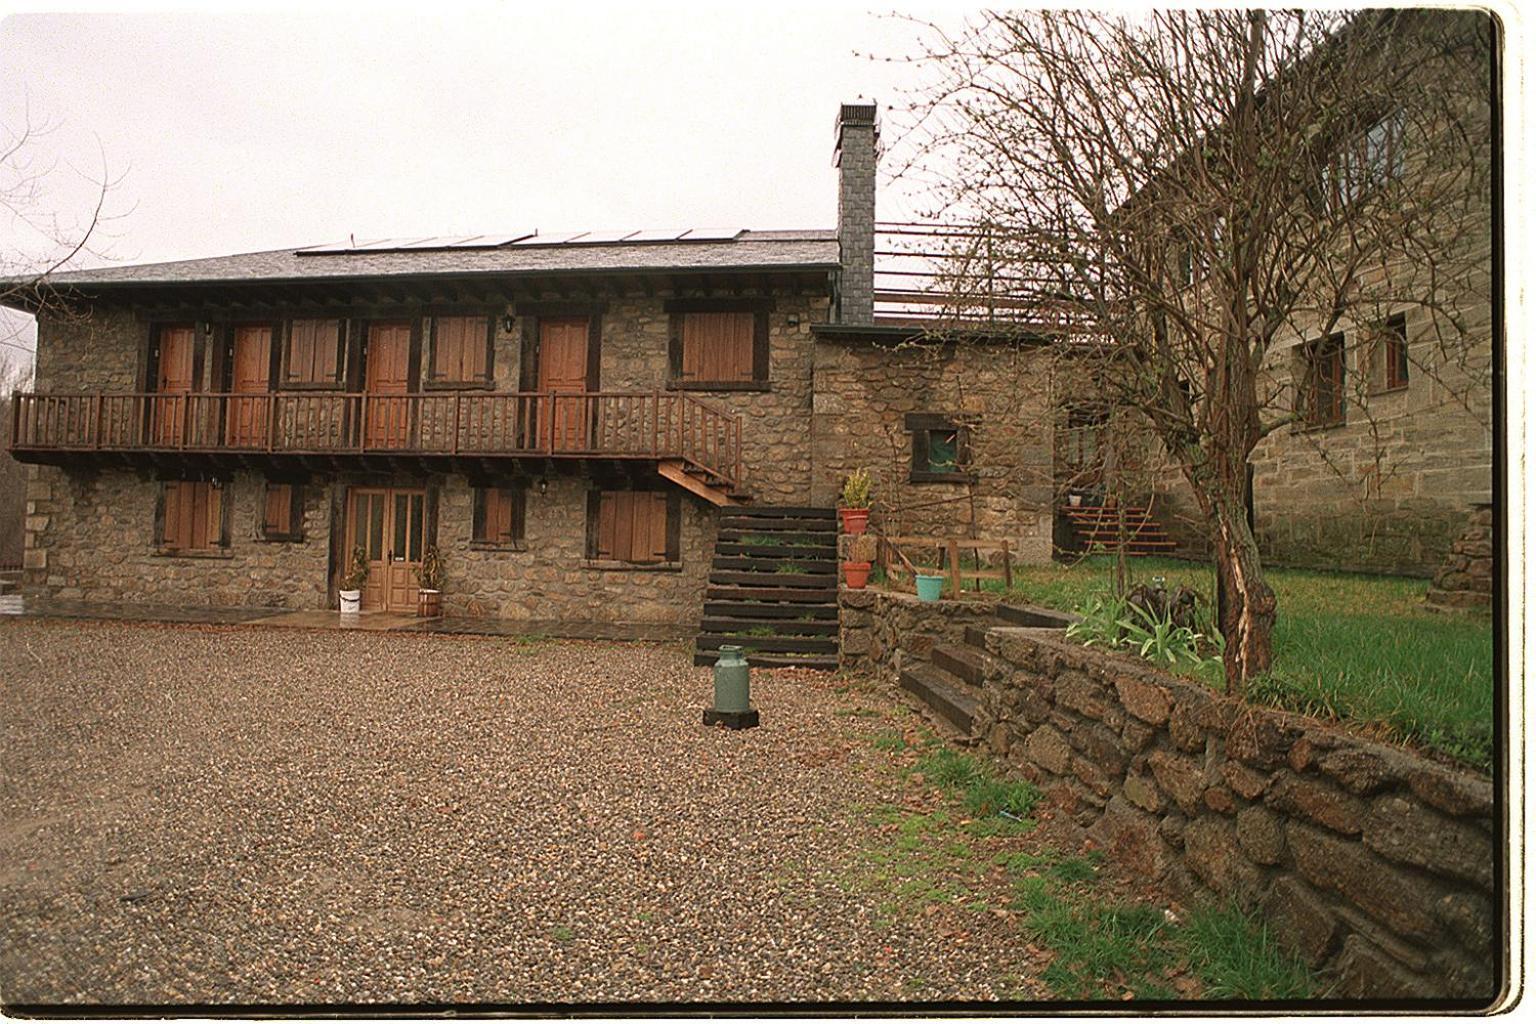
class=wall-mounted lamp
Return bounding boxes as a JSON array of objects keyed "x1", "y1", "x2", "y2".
[
  {"x1": 199, "y1": 321, "x2": 215, "y2": 336},
  {"x1": 502, "y1": 313, "x2": 517, "y2": 334},
  {"x1": 536, "y1": 478, "x2": 549, "y2": 496}
]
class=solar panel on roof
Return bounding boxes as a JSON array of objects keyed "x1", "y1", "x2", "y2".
[
  {"x1": 615, "y1": 229, "x2": 683, "y2": 242},
  {"x1": 568, "y1": 229, "x2": 639, "y2": 244},
  {"x1": 679, "y1": 228, "x2": 743, "y2": 241}
]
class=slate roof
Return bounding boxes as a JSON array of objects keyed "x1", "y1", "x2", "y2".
[{"x1": 25, "y1": 230, "x2": 840, "y2": 290}]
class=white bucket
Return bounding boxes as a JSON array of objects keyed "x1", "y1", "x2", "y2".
[{"x1": 339, "y1": 590, "x2": 362, "y2": 614}]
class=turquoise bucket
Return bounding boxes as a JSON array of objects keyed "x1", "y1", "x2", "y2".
[{"x1": 915, "y1": 574, "x2": 945, "y2": 602}]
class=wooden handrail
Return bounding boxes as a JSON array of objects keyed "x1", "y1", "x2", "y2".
[{"x1": 8, "y1": 389, "x2": 746, "y2": 491}]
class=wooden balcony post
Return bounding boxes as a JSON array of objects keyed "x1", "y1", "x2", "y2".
[{"x1": 452, "y1": 393, "x2": 462, "y2": 455}]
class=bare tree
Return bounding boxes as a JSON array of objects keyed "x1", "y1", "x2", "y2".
[
  {"x1": 893, "y1": 8, "x2": 1493, "y2": 688},
  {"x1": 0, "y1": 102, "x2": 128, "y2": 368}
]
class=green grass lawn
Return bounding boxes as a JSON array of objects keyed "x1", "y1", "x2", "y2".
[{"x1": 967, "y1": 555, "x2": 1494, "y2": 772}]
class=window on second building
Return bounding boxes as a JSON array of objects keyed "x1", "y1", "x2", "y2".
[
  {"x1": 1323, "y1": 110, "x2": 1405, "y2": 208},
  {"x1": 1374, "y1": 313, "x2": 1410, "y2": 391},
  {"x1": 158, "y1": 480, "x2": 227, "y2": 554},
  {"x1": 427, "y1": 315, "x2": 493, "y2": 386},
  {"x1": 1300, "y1": 333, "x2": 1347, "y2": 428},
  {"x1": 472, "y1": 485, "x2": 526, "y2": 549},
  {"x1": 283, "y1": 318, "x2": 346, "y2": 387},
  {"x1": 905, "y1": 413, "x2": 972, "y2": 482},
  {"x1": 586, "y1": 490, "x2": 679, "y2": 565},
  {"x1": 261, "y1": 482, "x2": 305, "y2": 542},
  {"x1": 667, "y1": 301, "x2": 769, "y2": 387}
]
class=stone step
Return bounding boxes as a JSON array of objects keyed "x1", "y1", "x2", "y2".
[
  {"x1": 931, "y1": 643, "x2": 996, "y2": 688},
  {"x1": 718, "y1": 528, "x2": 838, "y2": 546},
  {"x1": 708, "y1": 570, "x2": 835, "y2": 590},
  {"x1": 704, "y1": 585, "x2": 839, "y2": 604},
  {"x1": 719, "y1": 516, "x2": 837, "y2": 534},
  {"x1": 711, "y1": 556, "x2": 837, "y2": 574},
  {"x1": 699, "y1": 617, "x2": 840, "y2": 637},
  {"x1": 696, "y1": 633, "x2": 838, "y2": 655},
  {"x1": 899, "y1": 662, "x2": 981, "y2": 735},
  {"x1": 714, "y1": 541, "x2": 837, "y2": 559},
  {"x1": 963, "y1": 623, "x2": 997, "y2": 648},
  {"x1": 692, "y1": 650, "x2": 838, "y2": 670},
  {"x1": 703, "y1": 600, "x2": 839, "y2": 620},
  {"x1": 718, "y1": 505, "x2": 835, "y2": 520},
  {"x1": 996, "y1": 603, "x2": 1078, "y2": 629}
]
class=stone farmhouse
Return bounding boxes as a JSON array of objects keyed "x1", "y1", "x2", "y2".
[
  {"x1": 6, "y1": 103, "x2": 1053, "y2": 666},
  {"x1": 5, "y1": 10, "x2": 1495, "y2": 654}
]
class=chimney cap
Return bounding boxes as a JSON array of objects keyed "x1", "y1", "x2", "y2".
[{"x1": 835, "y1": 101, "x2": 879, "y2": 130}]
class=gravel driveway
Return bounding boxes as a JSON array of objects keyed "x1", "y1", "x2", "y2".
[{"x1": 0, "y1": 619, "x2": 1050, "y2": 1006}]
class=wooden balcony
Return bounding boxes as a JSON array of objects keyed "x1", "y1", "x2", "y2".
[{"x1": 8, "y1": 390, "x2": 745, "y2": 494}]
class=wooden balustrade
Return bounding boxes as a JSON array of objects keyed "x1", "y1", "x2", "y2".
[{"x1": 9, "y1": 390, "x2": 745, "y2": 489}]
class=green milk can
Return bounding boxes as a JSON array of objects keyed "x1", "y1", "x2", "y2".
[{"x1": 703, "y1": 644, "x2": 760, "y2": 729}]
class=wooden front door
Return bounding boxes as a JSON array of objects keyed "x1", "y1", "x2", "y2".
[
  {"x1": 152, "y1": 325, "x2": 196, "y2": 446},
  {"x1": 538, "y1": 317, "x2": 590, "y2": 451},
  {"x1": 226, "y1": 325, "x2": 272, "y2": 447},
  {"x1": 365, "y1": 321, "x2": 413, "y2": 449},
  {"x1": 345, "y1": 487, "x2": 427, "y2": 612}
]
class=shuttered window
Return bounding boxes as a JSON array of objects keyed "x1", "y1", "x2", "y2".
[
  {"x1": 680, "y1": 312, "x2": 755, "y2": 383},
  {"x1": 472, "y1": 486, "x2": 525, "y2": 548},
  {"x1": 1383, "y1": 314, "x2": 1410, "y2": 390},
  {"x1": 428, "y1": 315, "x2": 492, "y2": 385},
  {"x1": 261, "y1": 483, "x2": 304, "y2": 541},
  {"x1": 1303, "y1": 333, "x2": 1346, "y2": 427},
  {"x1": 588, "y1": 491, "x2": 677, "y2": 564},
  {"x1": 159, "y1": 481, "x2": 226, "y2": 553},
  {"x1": 284, "y1": 319, "x2": 344, "y2": 386}
]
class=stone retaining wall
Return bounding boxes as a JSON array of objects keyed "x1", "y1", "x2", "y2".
[{"x1": 839, "y1": 588, "x2": 1499, "y2": 1001}]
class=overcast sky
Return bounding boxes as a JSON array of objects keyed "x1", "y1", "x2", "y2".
[{"x1": 0, "y1": 4, "x2": 963, "y2": 266}]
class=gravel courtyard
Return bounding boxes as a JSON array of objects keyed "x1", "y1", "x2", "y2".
[{"x1": 0, "y1": 618, "x2": 1054, "y2": 1006}]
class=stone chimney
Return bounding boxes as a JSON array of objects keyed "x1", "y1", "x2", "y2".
[{"x1": 834, "y1": 101, "x2": 879, "y2": 324}]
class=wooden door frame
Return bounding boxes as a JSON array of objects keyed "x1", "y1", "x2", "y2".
[
  {"x1": 342, "y1": 484, "x2": 429, "y2": 612},
  {"x1": 516, "y1": 301, "x2": 606, "y2": 392}
]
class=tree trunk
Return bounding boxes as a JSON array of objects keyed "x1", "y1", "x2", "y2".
[{"x1": 1210, "y1": 496, "x2": 1276, "y2": 692}]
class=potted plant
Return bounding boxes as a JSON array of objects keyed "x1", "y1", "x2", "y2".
[
  {"x1": 842, "y1": 533, "x2": 877, "y2": 589},
  {"x1": 838, "y1": 468, "x2": 872, "y2": 535},
  {"x1": 416, "y1": 545, "x2": 444, "y2": 618},
  {"x1": 338, "y1": 546, "x2": 368, "y2": 614}
]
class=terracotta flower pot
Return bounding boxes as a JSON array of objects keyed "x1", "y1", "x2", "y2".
[
  {"x1": 842, "y1": 561, "x2": 872, "y2": 589},
  {"x1": 839, "y1": 508, "x2": 870, "y2": 535}
]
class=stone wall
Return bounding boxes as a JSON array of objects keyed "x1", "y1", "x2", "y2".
[
  {"x1": 22, "y1": 464, "x2": 332, "y2": 609},
  {"x1": 811, "y1": 336, "x2": 1055, "y2": 563},
  {"x1": 435, "y1": 474, "x2": 715, "y2": 624},
  {"x1": 23, "y1": 463, "x2": 720, "y2": 626},
  {"x1": 1426, "y1": 503, "x2": 1495, "y2": 610},
  {"x1": 841, "y1": 588, "x2": 1499, "y2": 1001}
]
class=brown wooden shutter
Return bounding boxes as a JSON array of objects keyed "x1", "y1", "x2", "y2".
[
  {"x1": 431, "y1": 316, "x2": 490, "y2": 383},
  {"x1": 681, "y1": 312, "x2": 754, "y2": 383},
  {"x1": 263, "y1": 483, "x2": 298, "y2": 538},
  {"x1": 287, "y1": 319, "x2": 343, "y2": 384}
]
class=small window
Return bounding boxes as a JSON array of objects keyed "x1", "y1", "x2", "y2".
[
  {"x1": 587, "y1": 490, "x2": 678, "y2": 564},
  {"x1": 1301, "y1": 333, "x2": 1346, "y2": 428},
  {"x1": 428, "y1": 315, "x2": 492, "y2": 386},
  {"x1": 666, "y1": 302, "x2": 769, "y2": 388},
  {"x1": 1383, "y1": 314, "x2": 1410, "y2": 390},
  {"x1": 472, "y1": 485, "x2": 526, "y2": 548},
  {"x1": 1324, "y1": 111, "x2": 1405, "y2": 208},
  {"x1": 283, "y1": 319, "x2": 345, "y2": 386},
  {"x1": 261, "y1": 483, "x2": 304, "y2": 542},
  {"x1": 159, "y1": 480, "x2": 227, "y2": 553},
  {"x1": 905, "y1": 413, "x2": 972, "y2": 482},
  {"x1": 1063, "y1": 407, "x2": 1108, "y2": 470}
]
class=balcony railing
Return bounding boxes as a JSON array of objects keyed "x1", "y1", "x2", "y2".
[{"x1": 9, "y1": 390, "x2": 745, "y2": 490}]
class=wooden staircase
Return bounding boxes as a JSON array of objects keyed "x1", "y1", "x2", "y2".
[
  {"x1": 1061, "y1": 502, "x2": 1176, "y2": 556},
  {"x1": 693, "y1": 506, "x2": 839, "y2": 669},
  {"x1": 657, "y1": 459, "x2": 749, "y2": 508}
]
